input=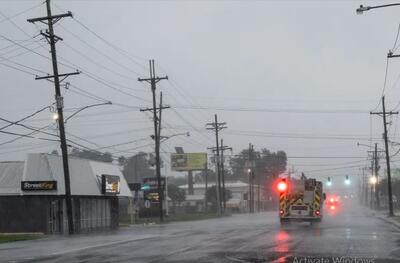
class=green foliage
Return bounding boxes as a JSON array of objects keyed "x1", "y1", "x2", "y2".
[
  {"x1": 0, "y1": 234, "x2": 42, "y2": 243},
  {"x1": 167, "y1": 184, "x2": 186, "y2": 205},
  {"x1": 195, "y1": 169, "x2": 217, "y2": 183},
  {"x1": 229, "y1": 148, "x2": 287, "y2": 183},
  {"x1": 206, "y1": 185, "x2": 232, "y2": 209},
  {"x1": 122, "y1": 152, "x2": 154, "y2": 184},
  {"x1": 70, "y1": 148, "x2": 113, "y2": 163}
]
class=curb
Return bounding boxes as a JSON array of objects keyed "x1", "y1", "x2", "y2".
[{"x1": 375, "y1": 214, "x2": 400, "y2": 229}]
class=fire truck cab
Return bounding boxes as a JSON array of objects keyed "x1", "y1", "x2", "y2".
[{"x1": 278, "y1": 177, "x2": 325, "y2": 225}]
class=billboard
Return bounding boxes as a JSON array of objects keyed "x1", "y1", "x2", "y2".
[
  {"x1": 171, "y1": 153, "x2": 207, "y2": 171},
  {"x1": 101, "y1": 174, "x2": 120, "y2": 195}
]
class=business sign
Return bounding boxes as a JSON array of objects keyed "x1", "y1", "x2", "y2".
[
  {"x1": 21, "y1": 181, "x2": 57, "y2": 191},
  {"x1": 142, "y1": 177, "x2": 166, "y2": 189},
  {"x1": 101, "y1": 174, "x2": 120, "y2": 195},
  {"x1": 171, "y1": 153, "x2": 207, "y2": 171},
  {"x1": 142, "y1": 177, "x2": 165, "y2": 203}
]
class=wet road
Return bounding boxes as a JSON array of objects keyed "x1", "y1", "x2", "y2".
[{"x1": 1, "y1": 204, "x2": 399, "y2": 263}]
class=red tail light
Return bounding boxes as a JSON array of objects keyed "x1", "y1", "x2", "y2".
[
  {"x1": 277, "y1": 180, "x2": 287, "y2": 192},
  {"x1": 315, "y1": 210, "x2": 320, "y2": 216},
  {"x1": 279, "y1": 209, "x2": 284, "y2": 215},
  {"x1": 330, "y1": 205, "x2": 335, "y2": 210}
]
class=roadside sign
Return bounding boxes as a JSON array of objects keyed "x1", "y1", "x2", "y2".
[{"x1": 144, "y1": 200, "x2": 151, "y2": 209}]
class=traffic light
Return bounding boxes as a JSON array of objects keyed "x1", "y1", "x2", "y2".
[
  {"x1": 327, "y1": 177, "x2": 332, "y2": 187},
  {"x1": 141, "y1": 184, "x2": 150, "y2": 191},
  {"x1": 277, "y1": 178, "x2": 288, "y2": 192},
  {"x1": 345, "y1": 175, "x2": 350, "y2": 186}
]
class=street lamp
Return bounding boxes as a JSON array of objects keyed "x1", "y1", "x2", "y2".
[
  {"x1": 52, "y1": 112, "x2": 59, "y2": 121},
  {"x1": 64, "y1": 101, "x2": 112, "y2": 123},
  {"x1": 356, "y1": 3, "x2": 400, "y2": 14},
  {"x1": 157, "y1": 132, "x2": 190, "y2": 141},
  {"x1": 369, "y1": 176, "x2": 378, "y2": 185}
]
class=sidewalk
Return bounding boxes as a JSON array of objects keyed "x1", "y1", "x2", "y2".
[{"x1": 365, "y1": 206, "x2": 400, "y2": 229}]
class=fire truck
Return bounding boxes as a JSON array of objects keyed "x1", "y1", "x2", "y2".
[{"x1": 277, "y1": 176, "x2": 325, "y2": 224}]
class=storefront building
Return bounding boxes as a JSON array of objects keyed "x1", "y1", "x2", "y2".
[{"x1": 0, "y1": 153, "x2": 131, "y2": 234}]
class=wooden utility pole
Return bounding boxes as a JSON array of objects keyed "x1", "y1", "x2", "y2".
[
  {"x1": 28, "y1": 0, "x2": 79, "y2": 234},
  {"x1": 374, "y1": 143, "x2": 381, "y2": 209},
  {"x1": 206, "y1": 114, "x2": 227, "y2": 215},
  {"x1": 371, "y1": 96, "x2": 398, "y2": 216},
  {"x1": 220, "y1": 139, "x2": 232, "y2": 212},
  {"x1": 204, "y1": 160, "x2": 208, "y2": 212},
  {"x1": 139, "y1": 60, "x2": 169, "y2": 222},
  {"x1": 248, "y1": 143, "x2": 255, "y2": 213}
]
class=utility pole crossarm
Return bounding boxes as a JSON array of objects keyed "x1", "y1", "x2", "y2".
[
  {"x1": 140, "y1": 106, "x2": 170, "y2": 112},
  {"x1": 138, "y1": 76, "x2": 168, "y2": 83},
  {"x1": 370, "y1": 111, "x2": 399, "y2": 115},
  {"x1": 35, "y1": 71, "x2": 80, "y2": 80},
  {"x1": 27, "y1": 11, "x2": 72, "y2": 24}
]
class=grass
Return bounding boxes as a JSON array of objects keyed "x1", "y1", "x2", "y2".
[{"x1": 0, "y1": 234, "x2": 42, "y2": 244}]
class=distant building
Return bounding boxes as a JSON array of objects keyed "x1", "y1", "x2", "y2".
[
  {"x1": 0, "y1": 153, "x2": 131, "y2": 234},
  {"x1": 178, "y1": 180, "x2": 270, "y2": 212}
]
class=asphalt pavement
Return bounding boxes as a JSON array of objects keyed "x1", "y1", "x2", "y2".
[{"x1": 1, "y1": 202, "x2": 399, "y2": 263}]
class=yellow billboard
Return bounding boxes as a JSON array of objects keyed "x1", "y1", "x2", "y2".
[{"x1": 171, "y1": 153, "x2": 207, "y2": 171}]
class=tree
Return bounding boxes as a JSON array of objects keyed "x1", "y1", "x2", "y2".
[
  {"x1": 118, "y1": 156, "x2": 127, "y2": 166},
  {"x1": 122, "y1": 152, "x2": 154, "y2": 184},
  {"x1": 195, "y1": 169, "x2": 217, "y2": 183},
  {"x1": 70, "y1": 148, "x2": 113, "y2": 163},
  {"x1": 167, "y1": 184, "x2": 186, "y2": 206},
  {"x1": 206, "y1": 185, "x2": 232, "y2": 211},
  {"x1": 229, "y1": 147, "x2": 287, "y2": 183}
]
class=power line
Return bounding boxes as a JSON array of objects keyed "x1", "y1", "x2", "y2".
[
  {"x1": 0, "y1": 2, "x2": 44, "y2": 24},
  {"x1": 301, "y1": 164, "x2": 365, "y2": 173},
  {"x1": 171, "y1": 104, "x2": 369, "y2": 114}
]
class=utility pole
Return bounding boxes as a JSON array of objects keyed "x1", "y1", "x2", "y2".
[
  {"x1": 370, "y1": 159, "x2": 374, "y2": 209},
  {"x1": 206, "y1": 114, "x2": 227, "y2": 215},
  {"x1": 220, "y1": 139, "x2": 232, "y2": 212},
  {"x1": 248, "y1": 143, "x2": 255, "y2": 213},
  {"x1": 204, "y1": 160, "x2": 208, "y2": 212},
  {"x1": 139, "y1": 60, "x2": 168, "y2": 222},
  {"x1": 28, "y1": 0, "x2": 79, "y2": 234},
  {"x1": 374, "y1": 143, "x2": 380, "y2": 209},
  {"x1": 371, "y1": 96, "x2": 398, "y2": 216},
  {"x1": 368, "y1": 143, "x2": 383, "y2": 209}
]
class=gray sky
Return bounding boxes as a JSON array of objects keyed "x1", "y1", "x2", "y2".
[{"x1": 1, "y1": 0, "x2": 400, "y2": 184}]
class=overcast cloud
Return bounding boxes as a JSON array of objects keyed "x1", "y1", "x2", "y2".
[{"x1": 2, "y1": 0, "x2": 400, "y2": 183}]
